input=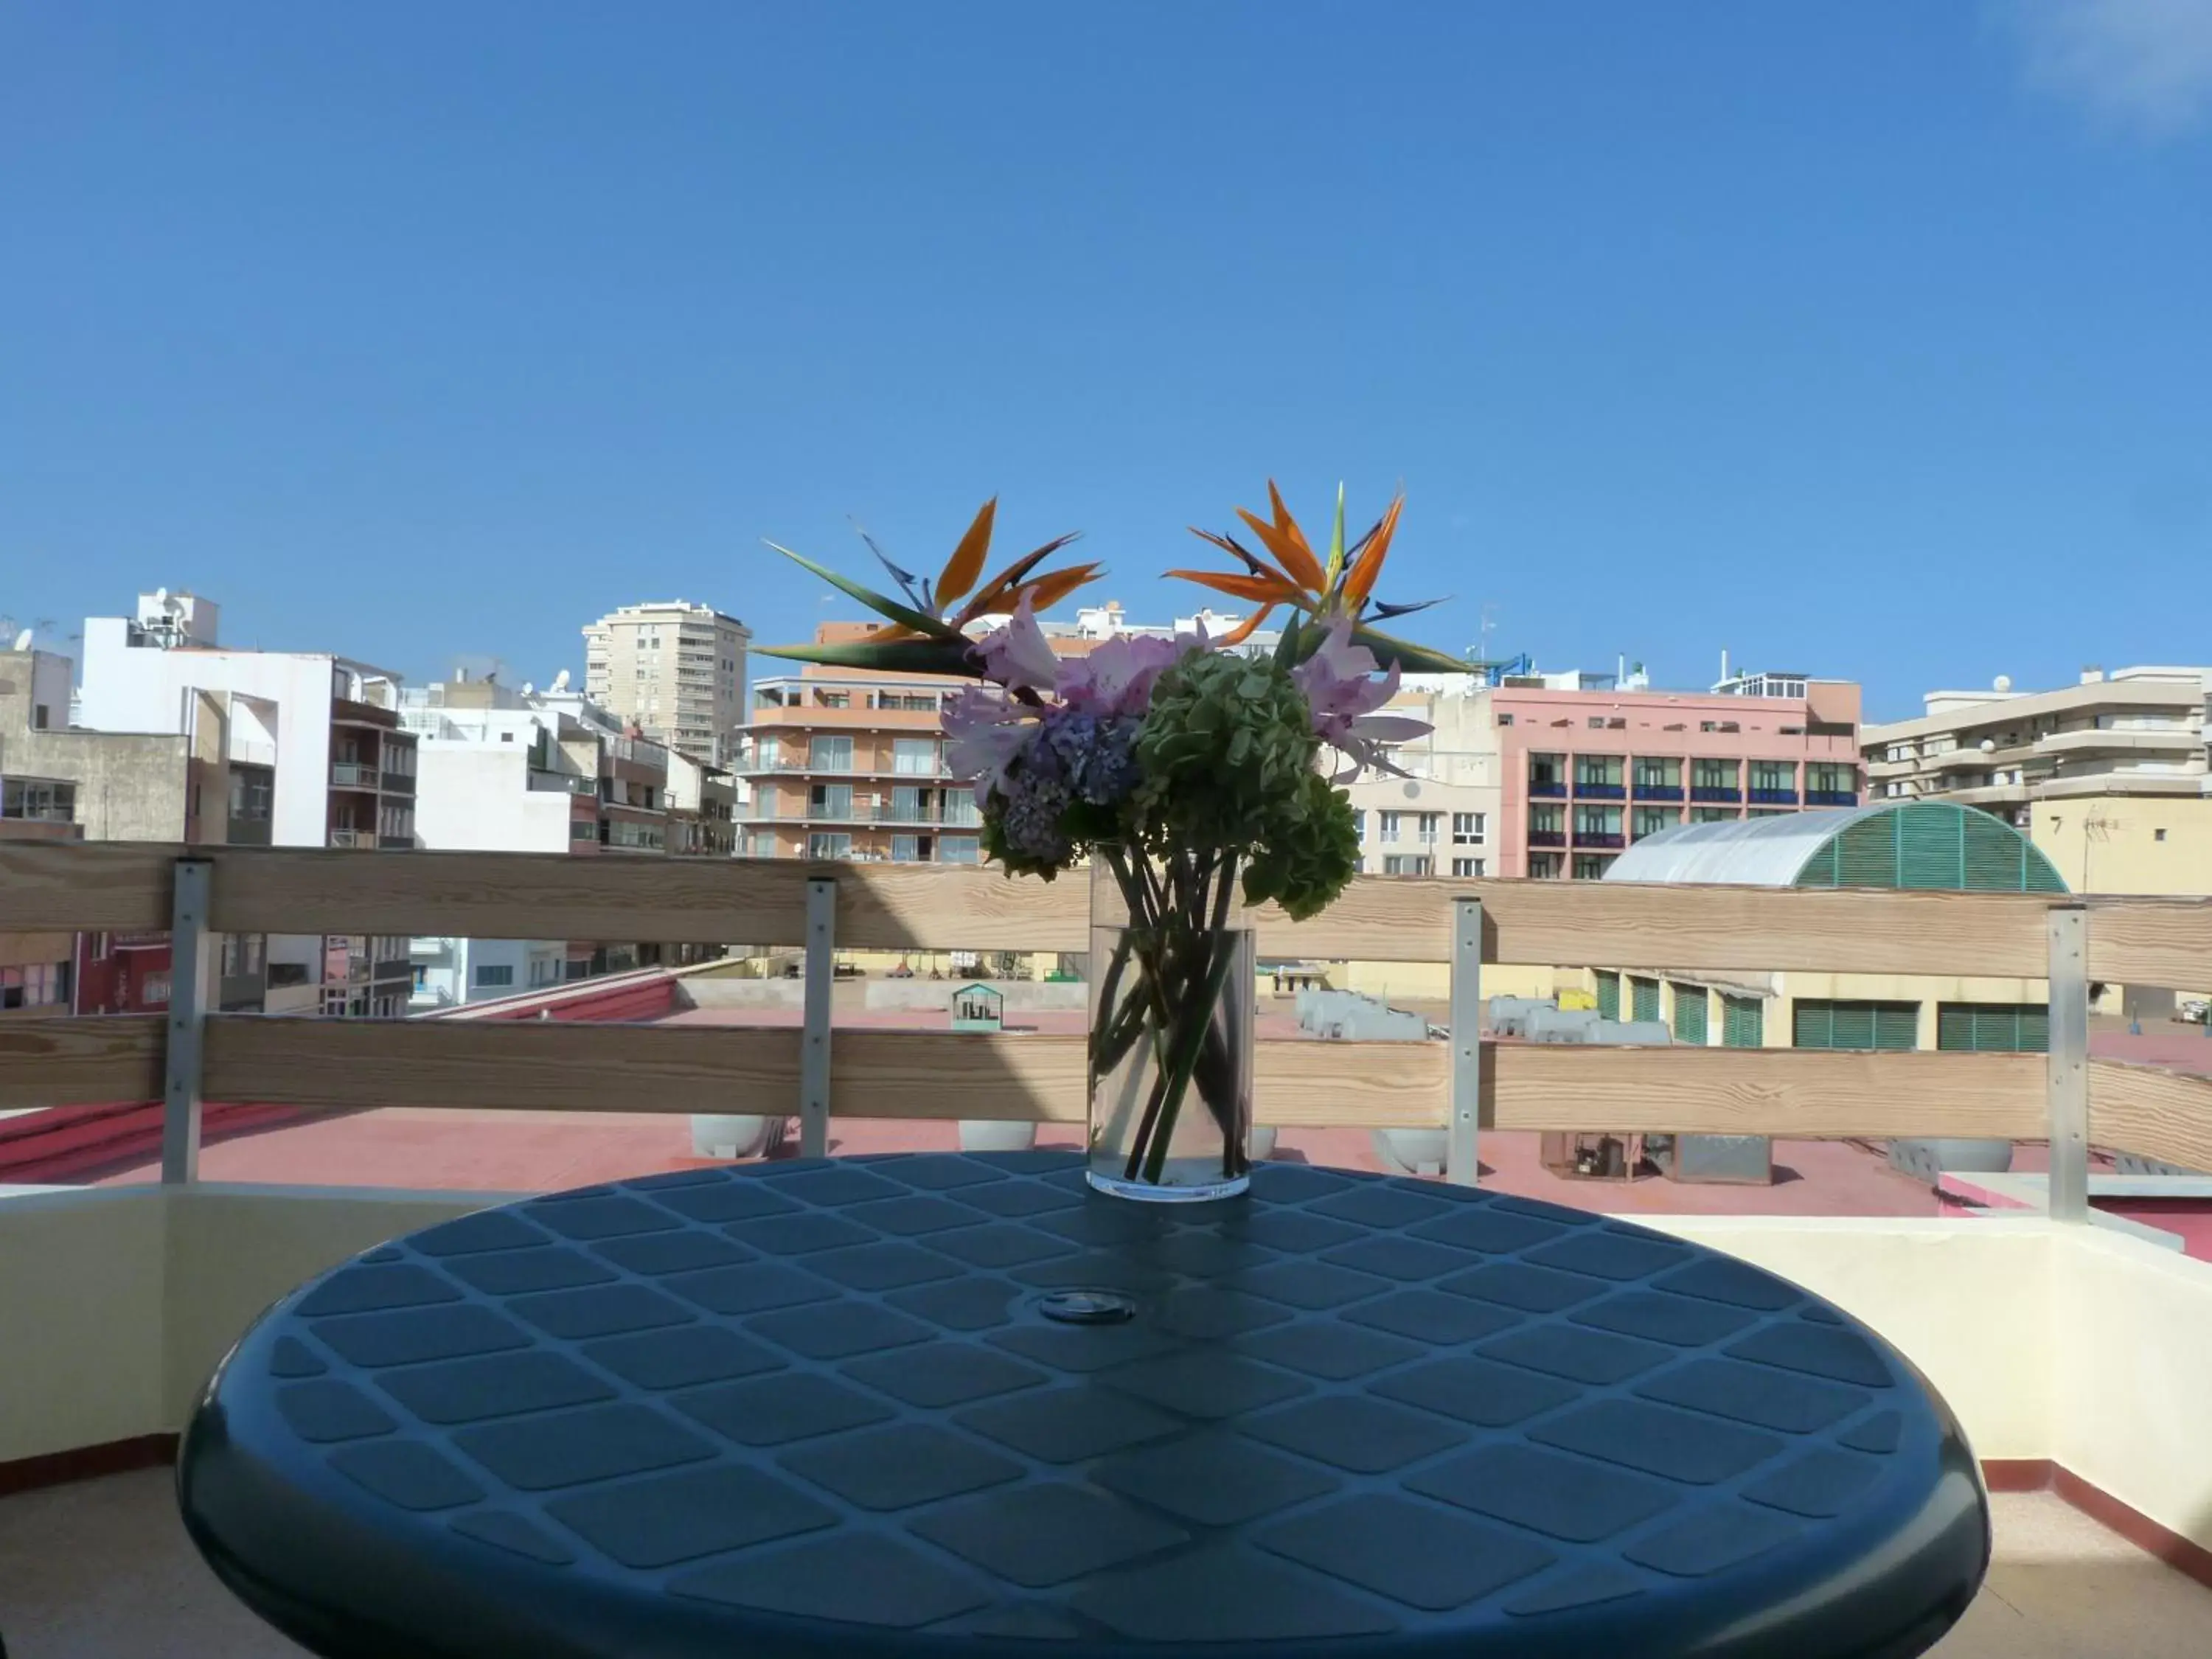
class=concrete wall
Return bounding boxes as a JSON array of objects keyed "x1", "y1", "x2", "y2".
[
  {"x1": 0, "y1": 649, "x2": 195, "y2": 841},
  {"x1": 411, "y1": 745, "x2": 571, "y2": 853},
  {"x1": 2035, "y1": 794, "x2": 2212, "y2": 900},
  {"x1": 0, "y1": 1187, "x2": 168, "y2": 1464}
]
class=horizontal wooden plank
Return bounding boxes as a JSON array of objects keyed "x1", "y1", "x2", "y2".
[
  {"x1": 204, "y1": 1016, "x2": 803, "y2": 1113},
  {"x1": 0, "y1": 1016, "x2": 165, "y2": 1109},
  {"x1": 1275, "y1": 877, "x2": 2057, "y2": 976},
  {"x1": 195, "y1": 1017, "x2": 2051, "y2": 1141},
  {"x1": 2090, "y1": 1058, "x2": 2212, "y2": 1172},
  {"x1": 2084, "y1": 897, "x2": 2212, "y2": 992},
  {"x1": 1491, "y1": 1044, "x2": 2046, "y2": 1138},
  {"x1": 0, "y1": 843, "x2": 174, "y2": 932},
  {"x1": 16, "y1": 846, "x2": 2204, "y2": 984}
]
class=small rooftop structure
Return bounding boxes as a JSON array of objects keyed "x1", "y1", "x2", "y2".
[{"x1": 1605, "y1": 800, "x2": 2069, "y2": 892}]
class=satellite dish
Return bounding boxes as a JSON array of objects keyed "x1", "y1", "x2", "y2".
[
  {"x1": 1994, "y1": 675, "x2": 2012, "y2": 692},
  {"x1": 1979, "y1": 737, "x2": 1995, "y2": 753},
  {"x1": 552, "y1": 669, "x2": 571, "y2": 692},
  {"x1": 522, "y1": 681, "x2": 535, "y2": 696},
  {"x1": 11, "y1": 630, "x2": 31, "y2": 652}
]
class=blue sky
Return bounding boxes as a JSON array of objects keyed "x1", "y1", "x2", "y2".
[{"x1": 3, "y1": 1, "x2": 2208, "y2": 720}]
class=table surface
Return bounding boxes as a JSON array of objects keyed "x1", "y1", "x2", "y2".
[{"x1": 179, "y1": 1154, "x2": 1989, "y2": 1659}]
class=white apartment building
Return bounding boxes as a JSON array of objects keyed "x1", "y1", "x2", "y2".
[
  {"x1": 1863, "y1": 665, "x2": 2212, "y2": 898},
  {"x1": 1346, "y1": 675, "x2": 1500, "y2": 877},
  {"x1": 74, "y1": 591, "x2": 417, "y2": 1016},
  {"x1": 582, "y1": 602, "x2": 751, "y2": 768}
]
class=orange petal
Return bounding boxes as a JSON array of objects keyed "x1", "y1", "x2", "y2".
[
  {"x1": 1007, "y1": 562, "x2": 1105, "y2": 613},
  {"x1": 958, "y1": 532, "x2": 1083, "y2": 623},
  {"x1": 1163, "y1": 568, "x2": 1304, "y2": 605},
  {"x1": 1217, "y1": 603, "x2": 1276, "y2": 645},
  {"x1": 1235, "y1": 504, "x2": 1326, "y2": 594},
  {"x1": 934, "y1": 498, "x2": 997, "y2": 608},
  {"x1": 1343, "y1": 495, "x2": 1404, "y2": 605}
]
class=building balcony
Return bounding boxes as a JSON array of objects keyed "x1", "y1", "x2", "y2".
[
  {"x1": 1691, "y1": 785, "x2": 1743, "y2": 803},
  {"x1": 735, "y1": 756, "x2": 946, "y2": 781},
  {"x1": 4, "y1": 849, "x2": 2212, "y2": 1655},
  {"x1": 1807, "y1": 790, "x2": 1860, "y2": 807},
  {"x1": 328, "y1": 762, "x2": 379, "y2": 790},
  {"x1": 6, "y1": 846, "x2": 2212, "y2": 1657},
  {"x1": 1526, "y1": 828, "x2": 1567, "y2": 847},
  {"x1": 1631, "y1": 783, "x2": 1684, "y2": 801},
  {"x1": 744, "y1": 803, "x2": 978, "y2": 828},
  {"x1": 1572, "y1": 830, "x2": 1627, "y2": 849},
  {"x1": 1572, "y1": 780, "x2": 1626, "y2": 799},
  {"x1": 380, "y1": 771, "x2": 415, "y2": 796},
  {"x1": 326, "y1": 829, "x2": 375, "y2": 848},
  {"x1": 225, "y1": 817, "x2": 273, "y2": 847},
  {"x1": 1748, "y1": 787, "x2": 1801, "y2": 805},
  {"x1": 1528, "y1": 779, "x2": 1568, "y2": 798},
  {"x1": 528, "y1": 770, "x2": 599, "y2": 795}
]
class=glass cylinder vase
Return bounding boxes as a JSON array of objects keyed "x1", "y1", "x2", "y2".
[{"x1": 1087, "y1": 851, "x2": 1256, "y2": 1202}]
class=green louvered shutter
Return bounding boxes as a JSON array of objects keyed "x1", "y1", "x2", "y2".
[
  {"x1": 1797, "y1": 841, "x2": 1839, "y2": 887},
  {"x1": 1898, "y1": 807, "x2": 1961, "y2": 888},
  {"x1": 1631, "y1": 977, "x2": 1661, "y2": 1023},
  {"x1": 1671, "y1": 985, "x2": 1708, "y2": 1044},
  {"x1": 1939, "y1": 1002, "x2": 2051, "y2": 1051},
  {"x1": 1938, "y1": 1004, "x2": 1977, "y2": 1049},
  {"x1": 1962, "y1": 810, "x2": 2025, "y2": 890},
  {"x1": 1722, "y1": 995, "x2": 1764, "y2": 1048},
  {"x1": 1793, "y1": 1001, "x2": 1834, "y2": 1048},
  {"x1": 1831, "y1": 1002, "x2": 1877, "y2": 1049},
  {"x1": 1835, "y1": 818, "x2": 1895, "y2": 886},
  {"x1": 1873, "y1": 1004, "x2": 1919, "y2": 1050},
  {"x1": 1595, "y1": 971, "x2": 1620, "y2": 1020}
]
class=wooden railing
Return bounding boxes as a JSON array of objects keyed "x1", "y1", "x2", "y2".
[{"x1": 3, "y1": 842, "x2": 2210, "y2": 1188}]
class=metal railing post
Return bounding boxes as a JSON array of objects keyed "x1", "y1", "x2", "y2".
[
  {"x1": 798, "y1": 877, "x2": 836, "y2": 1158},
  {"x1": 1446, "y1": 896, "x2": 1483, "y2": 1186},
  {"x1": 162, "y1": 859, "x2": 217, "y2": 1184},
  {"x1": 2047, "y1": 903, "x2": 2090, "y2": 1222}
]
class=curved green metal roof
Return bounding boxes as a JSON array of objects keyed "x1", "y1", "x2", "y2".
[{"x1": 1605, "y1": 801, "x2": 2069, "y2": 893}]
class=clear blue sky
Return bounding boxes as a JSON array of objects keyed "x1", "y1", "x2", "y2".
[{"x1": 4, "y1": 2, "x2": 2208, "y2": 720}]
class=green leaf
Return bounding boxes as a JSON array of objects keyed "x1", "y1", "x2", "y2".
[
  {"x1": 754, "y1": 638, "x2": 978, "y2": 675},
  {"x1": 1351, "y1": 625, "x2": 1469, "y2": 675},
  {"x1": 764, "y1": 541, "x2": 964, "y2": 640}
]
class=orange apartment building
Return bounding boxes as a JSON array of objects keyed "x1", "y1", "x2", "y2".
[{"x1": 735, "y1": 625, "x2": 985, "y2": 863}]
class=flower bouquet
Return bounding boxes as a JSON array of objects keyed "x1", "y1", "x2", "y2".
[{"x1": 763, "y1": 485, "x2": 1461, "y2": 1200}]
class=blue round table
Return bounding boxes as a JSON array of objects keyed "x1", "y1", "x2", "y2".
[{"x1": 180, "y1": 1154, "x2": 1989, "y2": 1658}]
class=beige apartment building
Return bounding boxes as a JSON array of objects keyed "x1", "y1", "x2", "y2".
[
  {"x1": 582, "y1": 602, "x2": 751, "y2": 768},
  {"x1": 1863, "y1": 666, "x2": 2211, "y2": 897}
]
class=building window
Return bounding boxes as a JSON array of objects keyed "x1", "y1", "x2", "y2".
[
  {"x1": 1496, "y1": 712, "x2": 1514, "y2": 727},
  {"x1": 1528, "y1": 852, "x2": 1562, "y2": 878},
  {"x1": 1573, "y1": 754, "x2": 1624, "y2": 790},
  {"x1": 1, "y1": 778, "x2": 76, "y2": 822},
  {"x1": 809, "y1": 783, "x2": 853, "y2": 819},
  {"x1": 892, "y1": 738, "x2": 938, "y2": 776},
  {"x1": 571, "y1": 818, "x2": 598, "y2": 841},
  {"x1": 808, "y1": 735, "x2": 855, "y2": 771},
  {"x1": 1528, "y1": 803, "x2": 1565, "y2": 842},
  {"x1": 2155, "y1": 827, "x2": 2168, "y2": 842},
  {"x1": 1382, "y1": 855, "x2": 1433, "y2": 876},
  {"x1": 1594, "y1": 971, "x2": 1620, "y2": 1020},
  {"x1": 939, "y1": 838, "x2": 980, "y2": 864},
  {"x1": 1379, "y1": 811, "x2": 1402, "y2": 844},
  {"x1": 0, "y1": 961, "x2": 72, "y2": 1009},
  {"x1": 474, "y1": 964, "x2": 515, "y2": 988},
  {"x1": 220, "y1": 934, "x2": 266, "y2": 977},
  {"x1": 1416, "y1": 813, "x2": 1440, "y2": 844},
  {"x1": 1451, "y1": 812, "x2": 1485, "y2": 844},
  {"x1": 806, "y1": 832, "x2": 853, "y2": 859},
  {"x1": 1937, "y1": 1003, "x2": 2049, "y2": 1053},
  {"x1": 1450, "y1": 858, "x2": 1484, "y2": 877},
  {"x1": 1528, "y1": 754, "x2": 1565, "y2": 793},
  {"x1": 142, "y1": 972, "x2": 172, "y2": 1006},
  {"x1": 1573, "y1": 804, "x2": 1623, "y2": 841},
  {"x1": 1671, "y1": 984, "x2": 1709, "y2": 1044},
  {"x1": 1351, "y1": 810, "x2": 1367, "y2": 841},
  {"x1": 1571, "y1": 854, "x2": 1613, "y2": 880},
  {"x1": 1632, "y1": 757, "x2": 1682, "y2": 790},
  {"x1": 1632, "y1": 806, "x2": 1680, "y2": 838},
  {"x1": 1690, "y1": 806, "x2": 1737, "y2": 823},
  {"x1": 1792, "y1": 1000, "x2": 1919, "y2": 1051},
  {"x1": 1806, "y1": 762, "x2": 1856, "y2": 800}
]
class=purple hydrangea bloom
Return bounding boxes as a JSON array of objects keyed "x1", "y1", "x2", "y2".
[
  {"x1": 1045, "y1": 710, "x2": 1142, "y2": 805},
  {"x1": 998, "y1": 757, "x2": 1073, "y2": 862}
]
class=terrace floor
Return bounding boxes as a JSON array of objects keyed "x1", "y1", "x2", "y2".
[{"x1": 1, "y1": 1471, "x2": 2205, "y2": 1657}]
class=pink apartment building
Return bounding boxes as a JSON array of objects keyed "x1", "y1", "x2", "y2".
[{"x1": 1492, "y1": 672, "x2": 1863, "y2": 878}]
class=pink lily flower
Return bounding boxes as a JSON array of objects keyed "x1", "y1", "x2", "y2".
[
  {"x1": 1293, "y1": 620, "x2": 1433, "y2": 781},
  {"x1": 942, "y1": 686, "x2": 1036, "y2": 805},
  {"x1": 973, "y1": 594, "x2": 1060, "y2": 694}
]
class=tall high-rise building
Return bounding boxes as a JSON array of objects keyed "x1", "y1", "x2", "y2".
[{"x1": 582, "y1": 602, "x2": 751, "y2": 767}]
